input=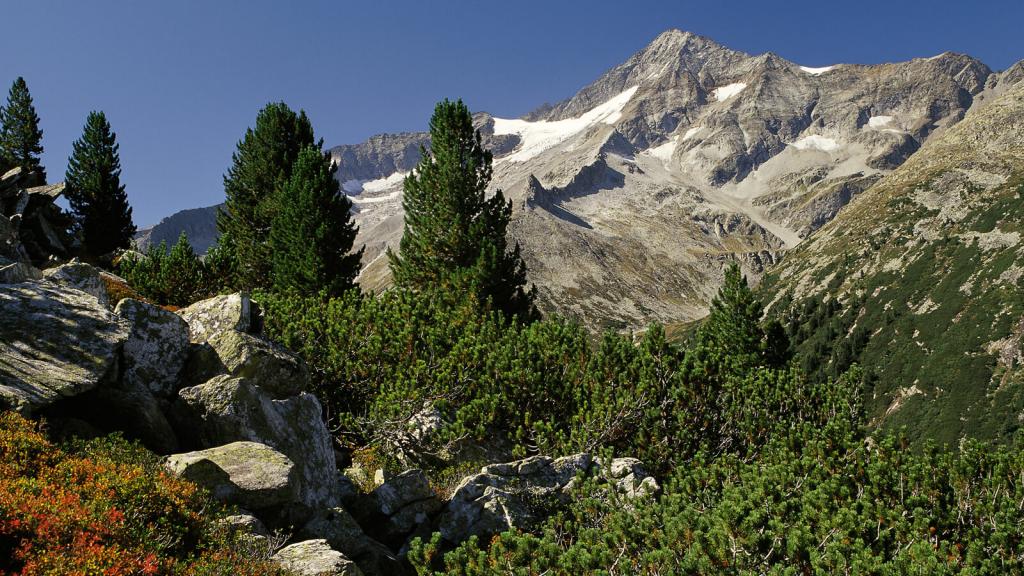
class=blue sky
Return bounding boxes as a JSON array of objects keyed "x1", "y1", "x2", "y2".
[{"x1": 2, "y1": 0, "x2": 1022, "y2": 226}]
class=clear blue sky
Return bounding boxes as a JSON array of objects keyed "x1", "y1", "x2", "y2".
[{"x1": 2, "y1": 0, "x2": 1021, "y2": 226}]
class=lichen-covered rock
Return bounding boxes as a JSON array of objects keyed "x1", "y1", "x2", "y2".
[
  {"x1": 42, "y1": 259, "x2": 108, "y2": 306},
  {"x1": 202, "y1": 329, "x2": 308, "y2": 398},
  {"x1": 173, "y1": 375, "x2": 341, "y2": 511},
  {"x1": 298, "y1": 508, "x2": 410, "y2": 576},
  {"x1": 272, "y1": 540, "x2": 363, "y2": 576},
  {"x1": 177, "y1": 292, "x2": 251, "y2": 343},
  {"x1": 116, "y1": 298, "x2": 190, "y2": 397},
  {"x1": 165, "y1": 441, "x2": 299, "y2": 511},
  {"x1": 0, "y1": 281, "x2": 129, "y2": 414},
  {"x1": 438, "y1": 452, "x2": 658, "y2": 545},
  {"x1": 221, "y1": 510, "x2": 269, "y2": 537}
]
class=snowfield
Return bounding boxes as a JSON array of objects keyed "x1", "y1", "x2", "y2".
[
  {"x1": 647, "y1": 136, "x2": 678, "y2": 163},
  {"x1": 799, "y1": 65, "x2": 836, "y2": 75},
  {"x1": 868, "y1": 116, "x2": 895, "y2": 128},
  {"x1": 492, "y1": 86, "x2": 639, "y2": 163},
  {"x1": 711, "y1": 83, "x2": 747, "y2": 101},
  {"x1": 791, "y1": 135, "x2": 841, "y2": 152}
]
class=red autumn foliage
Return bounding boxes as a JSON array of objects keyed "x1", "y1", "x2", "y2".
[{"x1": 0, "y1": 411, "x2": 290, "y2": 576}]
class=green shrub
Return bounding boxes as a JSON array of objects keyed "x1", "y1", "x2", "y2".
[{"x1": 120, "y1": 232, "x2": 225, "y2": 307}]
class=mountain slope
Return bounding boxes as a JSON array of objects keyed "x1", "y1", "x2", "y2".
[
  {"x1": 349, "y1": 29, "x2": 997, "y2": 330},
  {"x1": 762, "y1": 79, "x2": 1024, "y2": 445}
]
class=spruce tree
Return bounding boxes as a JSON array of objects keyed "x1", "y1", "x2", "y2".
[
  {"x1": 218, "y1": 102, "x2": 317, "y2": 290},
  {"x1": 388, "y1": 98, "x2": 535, "y2": 319},
  {"x1": 696, "y1": 263, "x2": 764, "y2": 358},
  {"x1": 0, "y1": 77, "x2": 45, "y2": 182},
  {"x1": 65, "y1": 111, "x2": 135, "y2": 259},
  {"x1": 270, "y1": 145, "x2": 363, "y2": 296}
]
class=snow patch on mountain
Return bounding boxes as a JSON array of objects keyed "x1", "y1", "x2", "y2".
[
  {"x1": 683, "y1": 126, "x2": 704, "y2": 141},
  {"x1": 493, "y1": 86, "x2": 639, "y2": 163},
  {"x1": 712, "y1": 83, "x2": 747, "y2": 101},
  {"x1": 362, "y1": 172, "x2": 407, "y2": 193},
  {"x1": 791, "y1": 135, "x2": 841, "y2": 152},
  {"x1": 799, "y1": 65, "x2": 836, "y2": 75},
  {"x1": 868, "y1": 116, "x2": 895, "y2": 128},
  {"x1": 647, "y1": 136, "x2": 678, "y2": 163}
]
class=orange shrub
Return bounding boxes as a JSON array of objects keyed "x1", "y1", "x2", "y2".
[{"x1": 0, "y1": 411, "x2": 289, "y2": 576}]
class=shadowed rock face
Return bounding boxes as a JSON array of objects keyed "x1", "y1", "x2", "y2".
[{"x1": 144, "y1": 29, "x2": 1022, "y2": 332}]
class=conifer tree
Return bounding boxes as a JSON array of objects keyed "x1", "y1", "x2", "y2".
[
  {"x1": 218, "y1": 102, "x2": 317, "y2": 290},
  {"x1": 65, "y1": 111, "x2": 135, "y2": 259},
  {"x1": 0, "y1": 77, "x2": 45, "y2": 182},
  {"x1": 696, "y1": 263, "x2": 765, "y2": 363},
  {"x1": 388, "y1": 99, "x2": 535, "y2": 319},
  {"x1": 270, "y1": 145, "x2": 363, "y2": 296}
]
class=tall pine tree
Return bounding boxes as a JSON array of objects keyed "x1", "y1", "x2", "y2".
[
  {"x1": 65, "y1": 111, "x2": 135, "y2": 259},
  {"x1": 269, "y1": 145, "x2": 363, "y2": 296},
  {"x1": 388, "y1": 99, "x2": 535, "y2": 319},
  {"x1": 0, "y1": 77, "x2": 45, "y2": 183},
  {"x1": 218, "y1": 102, "x2": 317, "y2": 290}
]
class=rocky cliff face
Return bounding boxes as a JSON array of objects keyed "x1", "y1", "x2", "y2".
[
  {"x1": 144, "y1": 29, "x2": 1020, "y2": 332},
  {"x1": 761, "y1": 79, "x2": 1024, "y2": 445}
]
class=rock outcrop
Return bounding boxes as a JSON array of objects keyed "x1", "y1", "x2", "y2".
[
  {"x1": 298, "y1": 507, "x2": 411, "y2": 576},
  {"x1": 116, "y1": 298, "x2": 190, "y2": 397},
  {"x1": 42, "y1": 259, "x2": 109, "y2": 306},
  {"x1": 352, "y1": 469, "x2": 442, "y2": 546},
  {"x1": 185, "y1": 329, "x2": 308, "y2": 398},
  {"x1": 0, "y1": 167, "x2": 74, "y2": 266},
  {"x1": 0, "y1": 280, "x2": 129, "y2": 414},
  {"x1": 165, "y1": 441, "x2": 299, "y2": 512},
  {"x1": 272, "y1": 540, "x2": 363, "y2": 576},
  {"x1": 439, "y1": 453, "x2": 659, "y2": 544},
  {"x1": 174, "y1": 374, "x2": 342, "y2": 512},
  {"x1": 176, "y1": 292, "x2": 252, "y2": 343}
]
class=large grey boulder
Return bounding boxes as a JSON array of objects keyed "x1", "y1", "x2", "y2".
[
  {"x1": 174, "y1": 375, "x2": 342, "y2": 511},
  {"x1": 177, "y1": 292, "x2": 251, "y2": 343},
  {"x1": 298, "y1": 507, "x2": 411, "y2": 576},
  {"x1": 116, "y1": 298, "x2": 190, "y2": 397},
  {"x1": 273, "y1": 540, "x2": 363, "y2": 576},
  {"x1": 438, "y1": 453, "x2": 659, "y2": 545},
  {"x1": 42, "y1": 260, "x2": 108, "y2": 306},
  {"x1": 0, "y1": 281, "x2": 129, "y2": 414},
  {"x1": 184, "y1": 329, "x2": 308, "y2": 398},
  {"x1": 165, "y1": 441, "x2": 299, "y2": 511}
]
